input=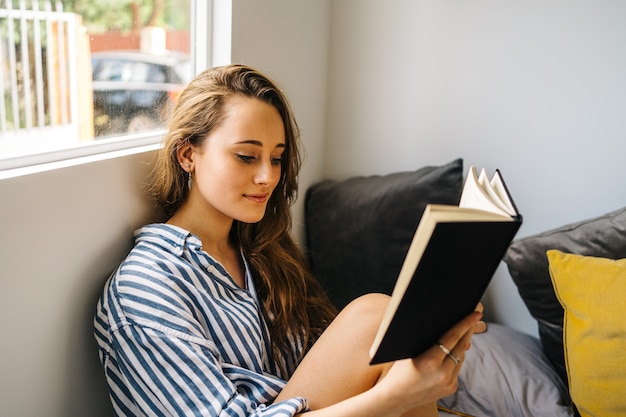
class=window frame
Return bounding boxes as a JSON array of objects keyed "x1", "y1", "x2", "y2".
[{"x1": 0, "y1": 0, "x2": 218, "y2": 178}]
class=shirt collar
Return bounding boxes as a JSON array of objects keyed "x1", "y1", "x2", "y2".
[
  {"x1": 134, "y1": 223, "x2": 253, "y2": 292},
  {"x1": 134, "y1": 223, "x2": 203, "y2": 256}
]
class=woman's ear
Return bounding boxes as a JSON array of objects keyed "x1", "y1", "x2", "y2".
[{"x1": 176, "y1": 143, "x2": 194, "y2": 172}]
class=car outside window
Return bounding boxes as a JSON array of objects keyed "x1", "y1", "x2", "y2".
[{"x1": 90, "y1": 51, "x2": 191, "y2": 136}]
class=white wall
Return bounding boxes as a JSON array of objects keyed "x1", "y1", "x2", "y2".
[{"x1": 325, "y1": 0, "x2": 626, "y2": 334}]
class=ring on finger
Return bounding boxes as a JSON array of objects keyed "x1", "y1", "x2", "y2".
[
  {"x1": 437, "y1": 342, "x2": 451, "y2": 355},
  {"x1": 447, "y1": 351, "x2": 461, "y2": 365},
  {"x1": 437, "y1": 342, "x2": 461, "y2": 366}
]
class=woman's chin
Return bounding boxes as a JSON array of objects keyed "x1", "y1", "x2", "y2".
[{"x1": 236, "y1": 213, "x2": 265, "y2": 224}]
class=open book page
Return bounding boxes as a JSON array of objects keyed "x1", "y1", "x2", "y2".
[
  {"x1": 490, "y1": 170, "x2": 517, "y2": 215},
  {"x1": 459, "y1": 166, "x2": 516, "y2": 217},
  {"x1": 477, "y1": 169, "x2": 515, "y2": 216}
]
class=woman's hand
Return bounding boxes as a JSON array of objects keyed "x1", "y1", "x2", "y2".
[{"x1": 371, "y1": 309, "x2": 484, "y2": 414}]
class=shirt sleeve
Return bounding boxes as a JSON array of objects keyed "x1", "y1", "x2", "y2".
[{"x1": 110, "y1": 323, "x2": 309, "y2": 417}]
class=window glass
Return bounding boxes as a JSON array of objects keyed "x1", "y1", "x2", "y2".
[{"x1": 0, "y1": 0, "x2": 192, "y2": 164}]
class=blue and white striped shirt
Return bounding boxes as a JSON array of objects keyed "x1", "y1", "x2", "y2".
[{"x1": 94, "y1": 224, "x2": 309, "y2": 417}]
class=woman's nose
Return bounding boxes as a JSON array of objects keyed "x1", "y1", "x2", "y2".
[{"x1": 254, "y1": 160, "x2": 277, "y2": 186}]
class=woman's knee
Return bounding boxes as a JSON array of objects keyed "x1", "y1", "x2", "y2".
[{"x1": 337, "y1": 293, "x2": 390, "y2": 331}]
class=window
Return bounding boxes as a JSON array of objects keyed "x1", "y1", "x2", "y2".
[{"x1": 0, "y1": 0, "x2": 209, "y2": 172}]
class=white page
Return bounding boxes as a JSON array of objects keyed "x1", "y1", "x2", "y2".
[{"x1": 459, "y1": 166, "x2": 511, "y2": 217}]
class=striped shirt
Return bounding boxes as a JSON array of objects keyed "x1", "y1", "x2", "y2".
[{"x1": 94, "y1": 224, "x2": 309, "y2": 417}]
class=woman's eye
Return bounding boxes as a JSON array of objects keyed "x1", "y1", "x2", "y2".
[
  {"x1": 237, "y1": 154, "x2": 256, "y2": 163},
  {"x1": 271, "y1": 156, "x2": 283, "y2": 165}
]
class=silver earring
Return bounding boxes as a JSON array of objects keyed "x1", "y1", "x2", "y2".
[{"x1": 187, "y1": 172, "x2": 192, "y2": 190}]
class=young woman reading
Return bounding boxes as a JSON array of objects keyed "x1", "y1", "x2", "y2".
[{"x1": 94, "y1": 64, "x2": 485, "y2": 417}]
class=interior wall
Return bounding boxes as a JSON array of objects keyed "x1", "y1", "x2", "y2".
[
  {"x1": 326, "y1": 0, "x2": 626, "y2": 334},
  {"x1": 0, "y1": 149, "x2": 163, "y2": 417}
]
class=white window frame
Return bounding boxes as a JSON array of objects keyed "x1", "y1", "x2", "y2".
[{"x1": 0, "y1": 0, "x2": 231, "y2": 180}]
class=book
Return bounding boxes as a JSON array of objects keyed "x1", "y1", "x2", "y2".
[{"x1": 369, "y1": 166, "x2": 522, "y2": 365}]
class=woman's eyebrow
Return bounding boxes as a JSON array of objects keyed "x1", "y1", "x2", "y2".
[{"x1": 235, "y1": 139, "x2": 286, "y2": 149}]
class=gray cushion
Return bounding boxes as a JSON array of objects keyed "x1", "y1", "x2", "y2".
[
  {"x1": 304, "y1": 159, "x2": 464, "y2": 308},
  {"x1": 438, "y1": 323, "x2": 574, "y2": 417},
  {"x1": 503, "y1": 206, "x2": 626, "y2": 386}
]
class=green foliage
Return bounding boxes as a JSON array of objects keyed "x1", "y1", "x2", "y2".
[{"x1": 59, "y1": 0, "x2": 189, "y2": 34}]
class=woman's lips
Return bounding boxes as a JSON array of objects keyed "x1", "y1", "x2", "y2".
[{"x1": 244, "y1": 193, "x2": 268, "y2": 203}]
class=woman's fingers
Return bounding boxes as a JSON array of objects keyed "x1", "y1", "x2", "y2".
[
  {"x1": 435, "y1": 342, "x2": 461, "y2": 367},
  {"x1": 473, "y1": 303, "x2": 487, "y2": 333},
  {"x1": 473, "y1": 318, "x2": 488, "y2": 334},
  {"x1": 435, "y1": 310, "x2": 483, "y2": 366}
]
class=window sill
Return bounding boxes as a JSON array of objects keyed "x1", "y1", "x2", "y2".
[{"x1": 0, "y1": 132, "x2": 164, "y2": 180}]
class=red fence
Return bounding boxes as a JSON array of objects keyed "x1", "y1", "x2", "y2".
[{"x1": 89, "y1": 30, "x2": 190, "y2": 54}]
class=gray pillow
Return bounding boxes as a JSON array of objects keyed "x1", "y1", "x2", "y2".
[
  {"x1": 305, "y1": 159, "x2": 464, "y2": 308},
  {"x1": 438, "y1": 323, "x2": 574, "y2": 417},
  {"x1": 503, "y1": 206, "x2": 626, "y2": 386}
]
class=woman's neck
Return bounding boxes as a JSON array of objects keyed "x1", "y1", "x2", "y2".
[
  {"x1": 167, "y1": 200, "x2": 246, "y2": 288},
  {"x1": 168, "y1": 195, "x2": 232, "y2": 243}
]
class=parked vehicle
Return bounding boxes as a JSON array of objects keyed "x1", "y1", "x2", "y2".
[{"x1": 91, "y1": 51, "x2": 191, "y2": 137}]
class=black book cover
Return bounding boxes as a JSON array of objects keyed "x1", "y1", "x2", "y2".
[{"x1": 370, "y1": 218, "x2": 522, "y2": 365}]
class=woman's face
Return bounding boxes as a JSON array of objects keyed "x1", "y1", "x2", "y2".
[{"x1": 187, "y1": 95, "x2": 285, "y2": 224}]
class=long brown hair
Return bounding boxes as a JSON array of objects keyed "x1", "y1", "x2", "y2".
[{"x1": 149, "y1": 64, "x2": 337, "y2": 372}]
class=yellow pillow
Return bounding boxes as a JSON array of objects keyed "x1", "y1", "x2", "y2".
[{"x1": 547, "y1": 250, "x2": 626, "y2": 417}]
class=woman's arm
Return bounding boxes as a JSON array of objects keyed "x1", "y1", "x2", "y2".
[{"x1": 108, "y1": 323, "x2": 309, "y2": 417}]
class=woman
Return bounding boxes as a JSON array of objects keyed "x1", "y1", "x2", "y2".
[{"x1": 94, "y1": 64, "x2": 485, "y2": 417}]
